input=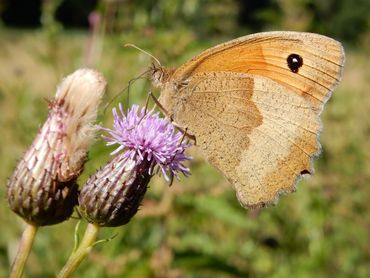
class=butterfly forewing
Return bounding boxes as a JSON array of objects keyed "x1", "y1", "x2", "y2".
[{"x1": 173, "y1": 31, "x2": 345, "y2": 112}]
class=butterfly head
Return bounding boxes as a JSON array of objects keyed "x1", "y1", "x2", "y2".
[{"x1": 149, "y1": 63, "x2": 174, "y2": 89}]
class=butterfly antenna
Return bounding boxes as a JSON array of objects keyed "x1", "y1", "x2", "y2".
[{"x1": 124, "y1": 43, "x2": 161, "y2": 67}]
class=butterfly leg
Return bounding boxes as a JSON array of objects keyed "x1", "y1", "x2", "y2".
[
  {"x1": 148, "y1": 91, "x2": 170, "y2": 117},
  {"x1": 148, "y1": 91, "x2": 196, "y2": 142},
  {"x1": 171, "y1": 124, "x2": 196, "y2": 143},
  {"x1": 143, "y1": 90, "x2": 152, "y2": 114}
]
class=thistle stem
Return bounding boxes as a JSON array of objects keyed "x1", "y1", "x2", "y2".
[
  {"x1": 10, "y1": 222, "x2": 38, "y2": 278},
  {"x1": 57, "y1": 223, "x2": 100, "y2": 278}
]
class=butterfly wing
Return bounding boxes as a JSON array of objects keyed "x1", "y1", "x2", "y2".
[
  {"x1": 173, "y1": 31, "x2": 345, "y2": 112},
  {"x1": 171, "y1": 71, "x2": 321, "y2": 208}
]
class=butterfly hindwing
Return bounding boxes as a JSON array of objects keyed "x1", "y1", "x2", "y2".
[{"x1": 173, "y1": 72, "x2": 320, "y2": 208}]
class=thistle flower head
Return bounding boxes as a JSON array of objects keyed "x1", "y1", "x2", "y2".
[
  {"x1": 79, "y1": 104, "x2": 192, "y2": 227},
  {"x1": 7, "y1": 68, "x2": 107, "y2": 226},
  {"x1": 101, "y1": 104, "x2": 191, "y2": 181}
]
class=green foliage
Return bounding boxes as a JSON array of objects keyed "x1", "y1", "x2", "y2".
[
  {"x1": 307, "y1": 0, "x2": 370, "y2": 44},
  {"x1": 98, "y1": 0, "x2": 369, "y2": 44},
  {"x1": 1, "y1": 0, "x2": 369, "y2": 43}
]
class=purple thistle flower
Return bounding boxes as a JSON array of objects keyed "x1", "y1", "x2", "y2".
[
  {"x1": 101, "y1": 104, "x2": 191, "y2": 182},
  {"x1": 78, "y1": 104, "x2": 192, "y2": 227}
]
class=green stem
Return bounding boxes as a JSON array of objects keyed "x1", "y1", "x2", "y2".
[
  {"x1": 57, "y1": 223, "x2": 100, "y2": 278},
  {"x1": 9, "y1": 222, "x2": 38, "y2": 278}
]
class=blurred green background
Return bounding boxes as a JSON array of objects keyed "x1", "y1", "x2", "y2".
[{"x1": 1, "y1": 0, "x2": 370, "y2": 277}]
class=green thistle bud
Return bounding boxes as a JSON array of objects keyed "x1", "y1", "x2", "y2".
[{"x1": 7, "y1": 69, "x2": 107, "y2": 226}]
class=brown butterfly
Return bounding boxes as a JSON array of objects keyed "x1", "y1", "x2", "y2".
[{"x1": 148, "y1": 31, "x2": 345, "y2": 209}]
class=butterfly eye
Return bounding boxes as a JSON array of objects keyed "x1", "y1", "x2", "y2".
[{"x1": 287, "y1": 54, "x2": 303, "y2": 73}]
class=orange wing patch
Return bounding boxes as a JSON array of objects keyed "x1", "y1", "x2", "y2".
[{"x1": 173, "y1": 32, "x2": 344, "y2": 112}]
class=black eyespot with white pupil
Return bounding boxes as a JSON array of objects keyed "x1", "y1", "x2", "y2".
[{"x1": 287, "y1": 54, "x2": 303, "y2": 73}]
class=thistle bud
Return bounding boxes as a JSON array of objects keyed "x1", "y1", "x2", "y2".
[
  {"x1": 79, "y1": 105, "x2": 191, "y2": 227},
  {"x1": 79, "y1": 154, "x2": 151, "y2": 227},
  {"x1": 7, "y1": 69, "x2": 107, "y2": 226}
]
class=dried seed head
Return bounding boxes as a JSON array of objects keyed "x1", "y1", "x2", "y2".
[
  {"x1": 55, "y1": 68, "x2": 107, "y2": 179},
  {"x1": 79, "y1": 105, "x2": 191, "y2": 227},
  {"x1": 7, "y1": 68, "x2": 107, "y2": 226}
]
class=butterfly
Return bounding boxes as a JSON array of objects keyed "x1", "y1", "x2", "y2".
[{"x1": 148, "y1": 31, "x2": 345, "y2": 209}]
